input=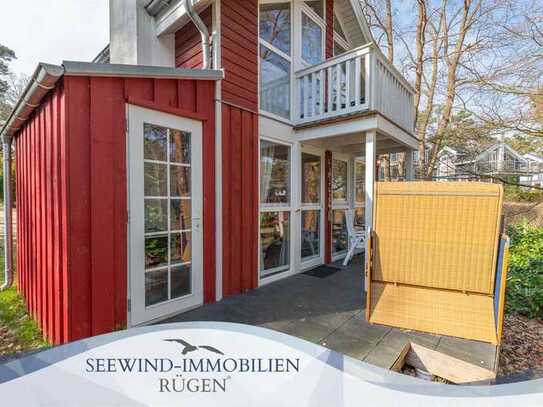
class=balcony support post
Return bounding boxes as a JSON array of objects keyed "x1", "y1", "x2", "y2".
[
  {"x1": 364, "y1": 130, "x2": 377, "y2": 292},
  {"x1": 365, "y1": 131, "x2": 376, "y2": 230},
  {"x1": 405, "y1": 149, "x2": 414, "y2": 180}
]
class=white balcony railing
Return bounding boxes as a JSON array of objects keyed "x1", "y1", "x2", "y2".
[
  {"x1": 294, "y1": 43, "x2": 415, "y2": 133},
  {"x1": 472, "y1": 160, "x2": 543, "y2": 174}
]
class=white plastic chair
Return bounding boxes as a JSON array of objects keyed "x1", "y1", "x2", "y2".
[{"x1": 342, "y1": 209, "x2": 366, "y2": 266}]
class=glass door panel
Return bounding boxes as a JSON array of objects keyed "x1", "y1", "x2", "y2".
[
  {"x1": 300, "y1": 152, "x2": 322, "y2": 264},
  {"x1": 331, "y1": 156, "x2": 349, "y2": 258},
  {"x1": 260, "y1": 140, "x2": 292, "y2": 279},
  {"x1": 143, "y1": 124, "x2": 192, "y2": 307}
]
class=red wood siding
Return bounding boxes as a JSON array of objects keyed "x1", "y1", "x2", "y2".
[
  {"x1": 221, "y1": 0, "x2": 258, "y2": 112},
  {"x1": 175, "y1": 6, "x2": 212, "y2": 69},
  {"x1": 326, "y1": 0, "x2": 334, "y2": 58},
  {"x1": 221, "y1": 104, "x2": 258, "y2": 296},
  {"x1": 15, "y1": 83, "x2": 68, "y2": 344},
  {"x1": 15, "y1": 76, "x2": 216, "y2": 344}
]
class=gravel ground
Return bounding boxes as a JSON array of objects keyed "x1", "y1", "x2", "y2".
[{"x1": 497, "y1": 313, "x2": 543, "y2": 381}]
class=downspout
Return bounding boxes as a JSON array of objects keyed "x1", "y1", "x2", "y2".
[
  {"x1": 185, "y1": 0, "x2": 211, "y2": 69},
  {"x1": 1, "y1": 134, "x2": 13, "y2": 290}
]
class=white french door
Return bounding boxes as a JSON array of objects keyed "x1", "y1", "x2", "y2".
[
  {"x1": 299, "y1": 147, "x2": 324, "y2": 269},
  {"x1": 127, "y1": 105, "x2": 203, "y2": 326},
  {"x1": 331, "y1": 154, "x2": 350, "y2": 261}
]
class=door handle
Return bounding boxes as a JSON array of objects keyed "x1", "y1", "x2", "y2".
[{"x1": 192, "y1": 218, "x2": 201, "y2": 231}]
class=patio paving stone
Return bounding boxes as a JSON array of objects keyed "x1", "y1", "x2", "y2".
[
  {"x1": 320, "y1": 331, "x2": 376, "y2": 360},
  {"x1": 162, "y1": 254, "x2": 497, "y2": 374}
]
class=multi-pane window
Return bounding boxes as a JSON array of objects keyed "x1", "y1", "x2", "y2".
[{"x1": 143, "y1": 124, "x2": 192, "y2": 306}]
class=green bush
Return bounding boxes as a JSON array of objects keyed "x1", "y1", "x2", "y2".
[
  {"x1": 504, "y1": 186, "x2": 543, "y2": 202},
  {"x1": 505, "y1": 221, "x2": 543, "y2": 319}
]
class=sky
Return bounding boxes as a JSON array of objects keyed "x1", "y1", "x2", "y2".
[{"x1": 0, "y1": 0, "x2": 109, "y2": 76}]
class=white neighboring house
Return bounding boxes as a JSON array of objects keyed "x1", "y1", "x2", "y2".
[
  {"x1": 383, "y1": 147, "x2": 460, "y2": 181},
  {"x1": 388, "y1": 142, "x2": 543, "y2": 186},
  {"x1": 520, "y1": 153, "x2": 543, "y2": 188}
]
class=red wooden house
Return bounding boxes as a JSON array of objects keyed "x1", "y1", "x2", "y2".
[{"x1": 0, "y1": 0, "x2": 417, "y2": 344}]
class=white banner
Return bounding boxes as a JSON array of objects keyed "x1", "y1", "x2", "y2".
[{"x1": 0, "y1": 322, "x2": 542, "y2": 406}]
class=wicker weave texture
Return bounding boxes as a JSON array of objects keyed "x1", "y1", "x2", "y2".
[
  {"x1": 369, "y1": 282, "x2": 497, "y2": 344},
  {"x1": 373, "y1": 182, "x2": 503, "y2": 294}
]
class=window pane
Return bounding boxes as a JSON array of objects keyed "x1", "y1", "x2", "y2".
[
  {"x1": 355, "y1": 161, "x2": 365, "y2": 203},
  {"x1": 260, "y1": 140, "x2": 290, "y2": 204},
  {"x1": 145, "y1": 235, "x2": 168, "y2": 269},
  {"x1": 301, "y1": 153, "x2": 321, "y2": 204},
  {"x1": 301, "y1": 210, "x2": 320, "y2": 259},
  {"x1": 332, "y1": 210, "x2": 348, "y2": 254},
  {"x1": 332, "y1": 159, "x2": 348, "y2": 201},
  {"x1": 145, "y1": 199, "x2": 167, "y2": 233},
  {"x1": 302, "y1": 13, "x2": 323, "y2": 65},
  {"x1": 171, "y1": 264, "x2": 191, "y2": 299},
  {"x1": 170, "y1": 130, "x2": 191, "y2": 164},
  {"x1": 259, "y1": 3, "x2": 291, "y2": 55},
  {"x1": 144, "y1": 124, "x2": 167, "y2": 161},
  {"x1": 144, "y1": 162, "x2": 167, "y2": 197},
  {"x1": 170, "y1": 199, "x2": 191, "y2": 231},
  {"x1": 170, "y1": 166, "x2": 191, "y2": 197},
  {"x1": 354, "y1": 207, "x2": 365, "y2": 228},
  {"x1": 305, "y1": 0, "x2": 324, "y2": 18},
  {"x1": 145, "y1": 269, "x2": 168, "y2": 306},
  {"x1": 260, "y1": 45, "x2": 291, "y2": 118},
  {"x1": 260, "y1": 212, "x2": 290, "y2": 274},
  {"x1": 171, "y1": 232, "x2": 192, "y2": 264}
]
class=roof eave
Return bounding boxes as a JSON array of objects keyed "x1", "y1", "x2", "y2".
[{"x1": 0, "y1": 61, "x2": 224, "y2": 140}]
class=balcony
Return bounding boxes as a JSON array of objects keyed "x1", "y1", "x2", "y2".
[
  {"x1": 470, "y1": 160, "x2": 543, "y2": 175},
  {"x1": 293, "y1": 43, "x2": 415, "y2": 133}
]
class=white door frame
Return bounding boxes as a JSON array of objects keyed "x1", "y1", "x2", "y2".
[{"x1": 127, "y1": 104, "x2": 204, "y2": 327}]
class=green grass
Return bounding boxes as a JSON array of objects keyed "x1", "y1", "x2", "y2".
[{"x1": 0, "y1": 242, "x2": 49, "y2": 356}]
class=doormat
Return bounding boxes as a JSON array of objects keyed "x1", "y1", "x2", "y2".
[{"x1": 304, "y1": 265, "x2": 342, "y2": 279}]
